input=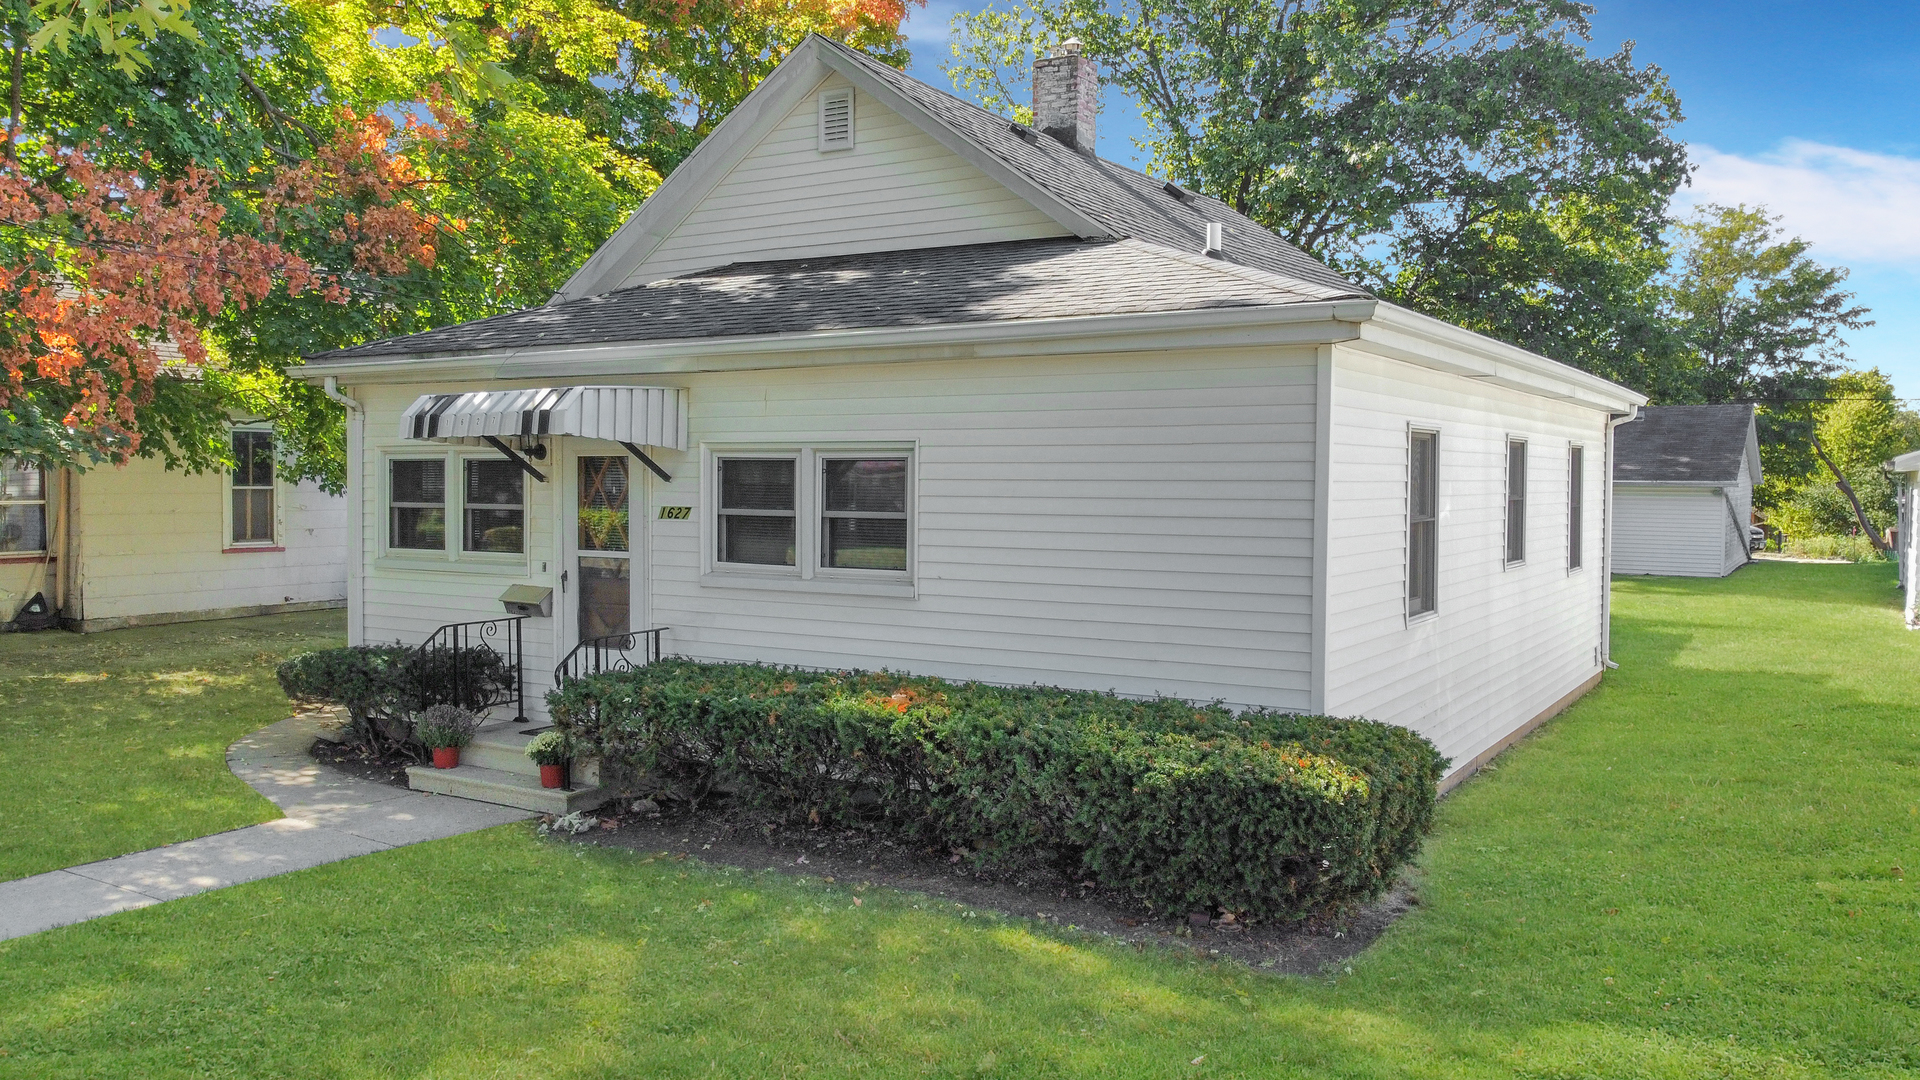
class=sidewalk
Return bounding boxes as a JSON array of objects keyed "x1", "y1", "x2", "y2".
[{"x1": 0, "y1": 715, "x2": 529, "y2": 941}]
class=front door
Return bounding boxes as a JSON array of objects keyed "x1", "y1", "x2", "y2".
[{"x1": 566, "y1": 451, "x2": 635, "y2": 649}]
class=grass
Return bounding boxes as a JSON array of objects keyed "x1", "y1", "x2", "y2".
[
  {"x1": 1, "y1": 564, "x2": 1916, "y2": 1078},
  {"x1": 0, "y1": 609, "x2": 346, "y2": 880}
]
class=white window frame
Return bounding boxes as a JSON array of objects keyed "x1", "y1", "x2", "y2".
[
  {"x1": 224, "y1": 424, "x2": 280, "y2": 550},
  {"x1": 378, "y1": 448, "x2": 530, "y2": 571},
  {"x1": 1505, "y1": 436, "x2": 1528, "y2": 568},
  {"x1": 817, "y1": 87, "x2": 854, "y2": 152},
  {"x1": 1406, "y1": 425, "x2": 1440, "y2": 623},
  {"x1": 0, "y1": 456, "x2": 48, "y2": 557},
  {"x1": 701, "y1": 443, "x2": 916, "y2": 597}
]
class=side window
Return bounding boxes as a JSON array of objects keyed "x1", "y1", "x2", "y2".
[
  {"x1": 1408, "y1": 431, "x2": 1438, "y2": 617},
  {"x1": 820, "y1": 457, "x2": 909, "y2": 572},
  {"x1": 0, "y1": 458, "x2": 47, "y2": 554},
  {"x1": 464, "y1": 459, "x2": 525, "y2": 553},
  {"x1": 230, "y1": 428, "x2": 276, "y2": 546},
  {"x1": 389, "y1": 459, "x2": 447, "y2": 551},
  {"x1": 1506, "y1": 438, "x2": 1528, "y2": 565},
  {"x1": 716, "y1": 457, "x2": 797, "y2": 567},
  {"x1": 1568, "y1": 445, "x2": 1584, "y2": 570}
]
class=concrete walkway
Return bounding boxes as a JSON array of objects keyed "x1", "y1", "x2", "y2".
[{"x1": 0, "y1": 715, "x2": 530, "y2": 941}]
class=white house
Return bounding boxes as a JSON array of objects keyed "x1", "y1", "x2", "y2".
[
  {"x1": 1, "y1": 425, "x2": 348, "y2": 632},
  {"x1": 300, "y1": 35, "x2": 1646, "y2": 805},
  {"x1": 1611, "y1": 404, "x2": 1761, "y2": 578},
  {"x1": 1888, "y1": 449, "x2": 1920, "y2": 628}
]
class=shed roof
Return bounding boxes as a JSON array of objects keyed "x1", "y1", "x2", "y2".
[
  {"x1": 309, "y1": 237, "x2": 1360, "y2": 363},
  {"x1": 1614, "y1": 404, "x2": 1761, "y2": 486}
]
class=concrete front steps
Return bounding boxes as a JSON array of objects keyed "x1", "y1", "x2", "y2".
[{"x1": 405, "y1": 722, "x2": 614, "y2": 815}]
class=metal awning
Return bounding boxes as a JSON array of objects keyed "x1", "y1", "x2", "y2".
[{"x1": 398, "y1": 386, "x2": 688, "y2": 450}]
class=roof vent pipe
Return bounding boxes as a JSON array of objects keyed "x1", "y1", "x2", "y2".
[
  {"x1": 1203, "y1": 222, "x2": 1224, "y2": 257},
  {"x1": 1032, "y1": 39, "x2": 1097, "y2": 153}
]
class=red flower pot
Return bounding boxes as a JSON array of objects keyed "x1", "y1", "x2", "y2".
[
  {"x1": 432, "y1": 746, "x2": 460, "y2": 769},
  {"x1": 539, "y1": 763, "x2": 565, "y2": 789}
]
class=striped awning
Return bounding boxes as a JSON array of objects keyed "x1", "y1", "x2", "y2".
[{"x1": 398, "y1": 386, "x2": 688, "y2": 450}]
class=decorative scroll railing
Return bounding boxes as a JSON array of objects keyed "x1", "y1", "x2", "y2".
[
  {"x1": 415, "y1": 617, "x2": 527, "y2": 723},
  {"x1": 554, "y1": 627, "x2": 667, "y2": 686}
]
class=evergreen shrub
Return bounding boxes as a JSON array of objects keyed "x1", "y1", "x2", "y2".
[{"x1": 548, "y1": 660, "x2": 1446, "y2": 920}]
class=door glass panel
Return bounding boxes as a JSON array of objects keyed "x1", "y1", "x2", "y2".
[
  {"x1": 578, "y1": 456, "x2": 629, "y2": 552},
  {"x1": 578, "y1": 557, "x2": 630, "y2": 639}
]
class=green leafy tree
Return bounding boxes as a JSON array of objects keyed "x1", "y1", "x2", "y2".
[{"x1": 948, "y1": 0, "x2": 1689, "y2": 387}]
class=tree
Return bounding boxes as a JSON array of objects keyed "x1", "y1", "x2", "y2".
[
  {"x1": 1764, "y1": 369, "x2": 1917, "y2": 550},
  {"x1": 948, "y1": 0, "x2": 1688, "y2": 384}
]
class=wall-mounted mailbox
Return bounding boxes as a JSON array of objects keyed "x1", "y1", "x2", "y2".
[{"x1": 500, "y1": 584, "x2": 554, "y2": 619}]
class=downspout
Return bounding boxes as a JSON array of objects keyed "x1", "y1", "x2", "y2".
[
  {"x1": 322, "y1": 377, "x2": 366, "y2": 646},
  {"x1": 1600, "y1": 405, "x2": 1640, "y2": 669}
]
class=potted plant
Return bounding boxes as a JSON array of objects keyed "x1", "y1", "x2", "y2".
[
  {"x1": 525, "y1": 730, "x2": 571, "y2": 788},
  {"x1": 416, "y1": 704, "x2": 480, "y2": 768}
]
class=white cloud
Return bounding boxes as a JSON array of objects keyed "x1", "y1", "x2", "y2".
[{"x1": 1685, "y1": 140, "x2": 1920, "y2": 267}]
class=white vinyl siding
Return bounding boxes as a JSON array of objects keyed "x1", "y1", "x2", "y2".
[
  {"x1": 1322, "y1": 344, "x2": 1609, "y2": 775},
  {"x1": 615, "y1": 76, "x2": 1070, "y2": 287},
  {"x1": 1614, "y1": 486, "x2": 1746, "y2": 578},
  {"x1": 347, "y1": 348, "x2": 1320, "y2": 721}
]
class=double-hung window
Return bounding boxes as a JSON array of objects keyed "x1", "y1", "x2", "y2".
[
  {"x1": 1506, "y1": 438, "x2": 1528, "y2": 565},
  {"x1": 1, "y1": 458, "x2": 47, "y2": 555},
  {"x1": 464, "y1": 459, "x2": 525, "y2": 553},
  {"x1": 389, "y1": 459, "x2": 448, "y2": 551},
  {"x1": 1568, "y1": 445, "x2": 1584, "y2": 571},
  {"x1": 230, "y1": 428, "x2": 276, "y2": 546},
  {"x1": 711, "y1": 450, "x2": 912, "y2": 579},
  {"x1": 1408, "y1": 431, "x2": 1438, "y2": 617}
]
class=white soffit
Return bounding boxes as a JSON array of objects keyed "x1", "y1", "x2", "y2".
[{"x1": 399, "y1": 386, "x2": 688, "y2": 450}]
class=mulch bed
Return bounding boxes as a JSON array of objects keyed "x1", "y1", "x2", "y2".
[
  {"x1": 308, "y1": 738, "x2": 415, "y2": 789},
  {"x1": 550, "y1": 795, "x2": 1417, "y2": 975}
]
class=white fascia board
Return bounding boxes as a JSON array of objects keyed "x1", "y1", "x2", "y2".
[
  {"x1": 1888, "y1": 449, "x2": 1920, "y2": 474},
  {"x1": 1357, "y1": 302, "x2": 1648, "y2": 413},
  {"x1": 552, "y1": 42, "x2": 834, "y2": 302},
  {"x1": 293, "y1": 300, "x2": 1375, "y2": 385},
  {"x1": 1746, "y1": 418, "x2": 1765, "y2": 486},
  {"x1": 816, "y1": 51, "x2": 1109, "y2": 241}
]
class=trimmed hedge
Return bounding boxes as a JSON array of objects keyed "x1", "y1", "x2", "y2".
[
  {"x1": 277, "y1": 644, "x2": 515, "y2": 753},
  {"x1": 548, "y1": 661, "x2": 1446, "y2": 920}
]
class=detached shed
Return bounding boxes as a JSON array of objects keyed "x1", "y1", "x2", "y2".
[{"x1": 1612, "y1": 404, "x2": 1761, "y2": 578}]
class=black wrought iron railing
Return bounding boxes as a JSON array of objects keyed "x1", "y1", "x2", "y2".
[
  {"x1": 415, "y1": 617, "x2": 527, "y2": 722},
  {"x1": 554, "y1": 627, "x2": 667, "y2": 686}
]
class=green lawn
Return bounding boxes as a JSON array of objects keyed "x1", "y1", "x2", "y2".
[
  {"x1": 1, "y1": 565, "x2": 1915, "y2": 1078},
  {"x1": 0, "y1": 610, "x2": 346, "y2": 880}
]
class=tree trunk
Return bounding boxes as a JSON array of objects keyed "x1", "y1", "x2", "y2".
[{"x1": 1811, "y1": 434, "x2": 1890, "y2": 552}]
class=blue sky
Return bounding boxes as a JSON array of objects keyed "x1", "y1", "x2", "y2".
[{"x1": 895, "y1": 1, "x2": 1920, "y2": 401}]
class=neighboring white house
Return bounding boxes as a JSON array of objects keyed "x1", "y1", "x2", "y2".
[
  {"x1": 1611, "y1": 404, "x2": 1761, "y2": 578},
  {"x1": 300, "y1": 35, "x2": 1646, "y2": 800},
  {"x1": 1888, "y1": 449, "x2": 1920, "y2": 628},
  {"x1": 1, "y1": 425, "x2": 348, "y2": 632}
]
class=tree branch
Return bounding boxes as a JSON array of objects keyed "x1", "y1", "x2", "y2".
[{"x1": 1811, "y1": 433, "x2": 1890, "y2": 552}]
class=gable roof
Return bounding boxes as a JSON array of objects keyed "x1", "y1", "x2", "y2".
[
  {"x1": 1615, "y1": 404, "x2": 1762, "y2": 486},
  {"x1": 555, "y1": 34, "x2": 1361, "y2": 303},
  {"x1": 310, "y1": 237, "x2": 1359, "y2": 363}
]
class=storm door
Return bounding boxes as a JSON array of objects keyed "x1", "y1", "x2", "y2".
[{"x1": 574, "y1": 455, "x2": 632, "y2": 641}]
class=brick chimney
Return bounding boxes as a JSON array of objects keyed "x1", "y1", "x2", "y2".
[{"x1": 1032, "y1": 39, "x2": 1096, "y2": 153}]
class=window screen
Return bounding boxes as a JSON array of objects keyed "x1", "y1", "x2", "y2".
[
  {"x1": 465, "y1": 459, "x2": 525, "y2": 553},
  {"x1": 717, "y1": 457, "x2": 796, "y2": 566},
  {"x1": 1408, "y1": 431, "x2": 1437, "y2": 616},
  {"x1": 231, "y1": 429, "x2": 275, "y2": 544},
  {"x1": 821, "y1": 457, "x2": 908, "y2": 571},
  {"x1": 1506, "y1": 439, "x2": 1528, "y2": 564},
  {"x1": 0, "y1": 458, "x2": 46, "y2": 554},
  {"x1": 1568, "y1": 446, "x2": 1584, "y2": 570},
  {"x1": 389, "y1": 459, "x2": 446, "y2": 550}
]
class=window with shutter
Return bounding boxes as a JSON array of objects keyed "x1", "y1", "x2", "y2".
[{"x1": 818, "y1": 88, "x2": 853, "y2": 152}]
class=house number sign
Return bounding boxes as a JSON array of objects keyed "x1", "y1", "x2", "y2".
[{"x1": 658, "y1": 506, "x2": 693, "y2": 520}]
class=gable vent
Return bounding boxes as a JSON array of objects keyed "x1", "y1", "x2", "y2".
[{"x1": 818, "y1": 87, "x2": 854, "y2": 152}]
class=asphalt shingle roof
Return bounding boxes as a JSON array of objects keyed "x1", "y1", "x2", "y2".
[
  {"x1": 313, "y1": 238, "x2": 1357, "y2": 362},
  {"x1": 817, "y1": 37, "x2": 1362, "y2": 296},
  {"x1": 1614, "y1": 404, "x2": 1757, "y2": 485}
]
